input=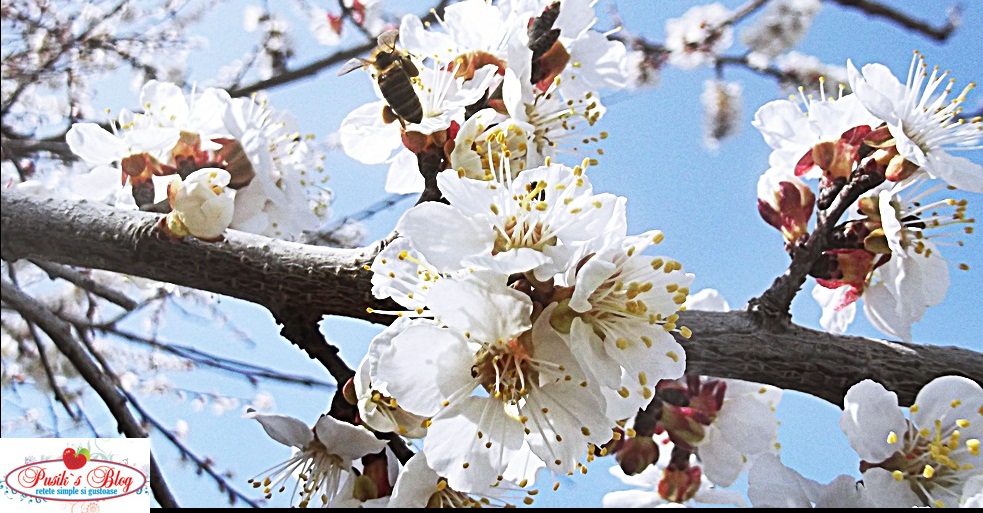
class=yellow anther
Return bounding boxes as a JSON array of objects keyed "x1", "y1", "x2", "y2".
[{"x1": 887, "y1": 431, "x2": 899, "y2": 445}]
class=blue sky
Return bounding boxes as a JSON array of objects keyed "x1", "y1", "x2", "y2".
[{"x1": 4, "y1": 0, "x2": 980, "y2": 508}]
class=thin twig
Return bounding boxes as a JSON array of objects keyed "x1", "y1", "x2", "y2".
[
  {"x1": 723, "y1": 0, "x2": 769, "y2": 26},
  {"x1": 26, "y1": 320, "x2": 79, "y2": 420},
  {"x1": 0, "y1": 278, "x2": 181, "y2": 507},
  {"x1": 748, "y1": 175, "x2": 880, "y2": 322},
  {"x1": 6, "y1": 264, "x2": 80, "y2": 420},
  {"x1": 150, "y1": 452, "x2": 181, "y2": 508},
  {"x1": 31, "y1": 260, "x2": 140, "y2": 310},
  {"x1": 75, "y1": 329, "x2": 261, "y2": 508},
  {"x1": 107, "y1": 327, "x2": 335, "y2": 388},
  {"x1": 829, "y1": 0, "x2": 959, "y2": 41},
  {"x1": 136, "y1": 397, "x2": 262, "y2": 508},
  {"x1": 228, "y1": 0, "x2": 451, "y2": 97}
]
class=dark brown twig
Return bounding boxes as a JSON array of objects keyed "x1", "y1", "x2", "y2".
[
  {"x1": 31, "y1": 260, "x2": 140, "y2": 310},
  {"x1": 229, "y1": 0, "x2": 451, "y2": 97},
  {"x1": 829, "y1": 0, "x2": 959, "y2": 41},
  {"x1": 748, "y1": 176, "x2": 878, "y2": 323}
]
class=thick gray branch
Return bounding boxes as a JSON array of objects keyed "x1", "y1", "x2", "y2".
[
  {"x1": 0, "y1": 189, "x2": 389, "y2": 326},
  {"x1": 3, "y1": 189, "x2": 980, "y2": 406},
  {"x1": 676, "y1": 310, "x2": 981, "y2": 406}
]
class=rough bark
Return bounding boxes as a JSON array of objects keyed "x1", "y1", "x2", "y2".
[{"x1": 3, "y1": 188, "x2": 980, "y2": 406}]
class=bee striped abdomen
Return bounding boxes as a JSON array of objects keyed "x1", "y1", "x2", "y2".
[{"x1": 378, "y1": 69, "x2": 423, "y2": 124}]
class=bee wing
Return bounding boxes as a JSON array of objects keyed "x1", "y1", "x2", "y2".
[
  {"x1": 377, "y1": 29, "x2": 399, "y2": 50},
  {"x1": 338, "y1": 58, "x2": 369, "y2": 76}
]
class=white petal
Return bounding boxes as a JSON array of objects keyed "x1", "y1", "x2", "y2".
[
  {"x1": 246, "y1": 411, "x2": 313, "y2": 449},
  {"x1": 424, "y1": 397, "x2": 523, "y2": 491},
  {"x1": 840, "y1": 379, "x2": 907, "y2": 463},
  {"x1": 752, "y1": 99, "x2": 805, "y2": 150},
  {"x1": 747, "y1": 453, "x2": 819, "y2": 507},
  {"x1": 814, "y1": 475, "x2": 874, "y2": 508},
  {"x1": 385, "y1": 149, "x2": 424, "y2": 194},
  {"x1": 698, "y1": 428, "x2": 744, "y2": 488},
  {"x1": 70, "y1": 165, "x2": 123, "y2": 203},
  {"x1": 375, "y1": 324, "x2": 476, "y2": 417},
  {"x1": 910, "y1": 375, "x2": 983, "y2": 440},
  {"x1": 314, "y1": 414, "x2": 388, "y2": 461},
  {"x1": 434, "y1": 170, "x2": 497, "y2": 218},
  {"x1": 339, "y1": 101, "x2": 402, "y2": 164},
  {"x1": 396, "y1": 203, "x2": 495, "y2": 272},
  {"x1": 569, "y1": 256, "x2": 617, "y2": 313},
  {"x1": 66, "y1": 123, "x2": 129, "y2": 164},
  {"x1": 602, "y1": 489, "x2": 664, "y2": 508},
  {"x1": 389, "y1": 452, "x2": 439, "y2": 508},
  {"x1": 861, "y1": 467, "x2": 923, "y2": 507},
  {"x1": 847, "y1": 60, "x2": 902, "y2": 124},
  {"x1": 428, "y1": 274, "x2": 532, "y2": 343},
  {"x1": 962, "y1": 474, "x2": 983, "y2": 508},
  {"x1": 812, "y1": 284, "x2": 856, "y2": 334},
  {"x1": 862, "y1": 280, "x2": 911, "y2": 341},
  {"x1": 924, "y1": 152, "x2": 983, "y2": 193},
  {"x1": 568, "y1": 318, "x2": 623, "y2": 389},
  {"x1": 398, "y1": 14, "x2": 456, "y2": 60},
  {"x1": 141, "y1": 80, "x2": 190, "y2": 123}
]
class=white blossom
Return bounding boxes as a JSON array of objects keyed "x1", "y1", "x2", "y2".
[
  {"x1": 840, "y1": 376, "x2": 983, "y2": 507},
  {"x1": 848, "y1": 52, "x2": 983, "y2": 192},
  {"x1": 246, "y1": 411, "x2": 387, "y2": 508},
  {"x1": 164, "y1": 168, "x2": 235, "y2": 241},
  {"x1": 664, "y1": 4, "x2": 733, "y2": 70}
]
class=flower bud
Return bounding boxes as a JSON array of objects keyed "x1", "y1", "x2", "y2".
[
  {"x1": 757, "y1": 170, "x2": 814, "y2": 245},
  {"x1": 659, "y1": 404, "x2": 708, "y2": 450},
  {"x1": 811, "y1": 248, "x2": 877, "y2": 290},
  {"x1": 163, "y1": 168, "x2": 235, "y2": 241},
  {"x1": 657, "y1": 465, "x2": 702, "y2": 503},
  {"x1": 616, "y1": 436, "x2": 661, "y2": 476}
]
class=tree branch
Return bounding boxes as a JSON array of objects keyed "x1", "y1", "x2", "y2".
[
  {"x1": 228, "y1": 0, "x2": 452, "y2": 97},
  {"x1": 828, "y1": 0, "x2": 959, "y2": 41},
  {"x1": 31, "y1": 260, "x2": 140, "y2": 310},
  {"x1": 4, "y1": 189, "x2": 979, "y2": 406},
  {"x1": 675, "y1": 309, "x2": 981, "y2": 406},
  {"x1": 0, "y1": 277, "x2": 180, "y2": 507},
  {"x1": 748, "y1": 174, "x2": 878, "y2": 322},
  {"x1": 150, "y1": 453, "x2": 180, "y2": 509}
]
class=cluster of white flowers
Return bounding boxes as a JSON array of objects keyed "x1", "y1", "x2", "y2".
[
  {"x1": 339, "y1": 0, "x2": 626, "y2": 194},
  {"x1": 248, "y1": 0, "x2": 710, "y2": 505},
  {"x1": 753, "y1": 51, "x2": 979, "y2": 341},
  {"x1": 240, "y1": 1, "x2": 981, "y2": 507},
  {"x1": 63, "y1": 80, "x2": 332, "y2": 241},
  {"x1": 741, "y1": 0, "x2": 822, "y2": 59},
  {"x1": 748, "y1": 376, "x2": 982, "y2": 508},
  {"x1": 359, "y1": 163, "x2": 693, "y2": 492}
]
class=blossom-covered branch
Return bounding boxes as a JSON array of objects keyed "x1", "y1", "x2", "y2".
[
  {"x1": 4, "y1": 188, "x2": 979, "y2": 407},
  {"x1": 228, "y1": 0, "x2": 452, "y2": 98}
]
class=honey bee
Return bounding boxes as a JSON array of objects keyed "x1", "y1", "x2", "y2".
[{"x1": 338, "y1": 29, "x2": 423, "y2": 125}]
